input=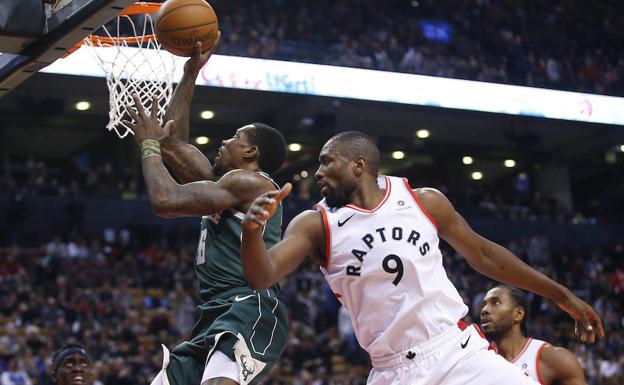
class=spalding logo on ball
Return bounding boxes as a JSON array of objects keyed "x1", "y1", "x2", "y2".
[{"x1": 155, "y1": 0, "x2": 219, "y2": 57}]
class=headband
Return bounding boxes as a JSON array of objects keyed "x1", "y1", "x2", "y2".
[{"x1": 52, "y1": 347, "x2": 91, "y2": 372}]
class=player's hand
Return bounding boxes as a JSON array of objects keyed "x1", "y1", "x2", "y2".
[
  {"x1": 184, "y1": 31, "x2": 221, "y2": 76},
  {"x1": 243, "y1": 183, "x2": 292, "y2": 230},
  {"x1": 557, "y1": 292, "x2": 605, "y2": 343},
  {"x1": 124, "y1": 94, "x2": 174, "y2": 144}
]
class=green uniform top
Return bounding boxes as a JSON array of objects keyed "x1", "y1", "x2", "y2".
[{"x1": 194, "y1": 172, "x2": 282, "y2": 301}]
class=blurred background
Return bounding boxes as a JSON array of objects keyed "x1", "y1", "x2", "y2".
[{"x1": 0, "y1": 0, "x2": 623, "y2": 384}]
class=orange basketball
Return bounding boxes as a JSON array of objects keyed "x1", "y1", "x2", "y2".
[{"x1": 155, "y1": 0, "x2": 219, "y2": 57}]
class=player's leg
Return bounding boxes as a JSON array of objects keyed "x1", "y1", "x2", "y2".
[{"x1": 201, "y1": 350, "x2": 238, "y2": 385}]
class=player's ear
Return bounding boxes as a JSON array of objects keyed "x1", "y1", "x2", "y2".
[
  {"x1": 352, "y1": 155, "x2": 365, "y2": 176},
  {"x1": 51, "y1": 371, "x2": 58, "y2": 383},
  {"x1": 245, "y1": 145, "x2": 259, "y2": 160},
  {"x1": 513, "y1": 306, "x2": 525, "y2": 324}
]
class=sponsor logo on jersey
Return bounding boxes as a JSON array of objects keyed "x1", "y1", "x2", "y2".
[{"x1": 395, "y1": 200, "x2": 412, "y2": 211}]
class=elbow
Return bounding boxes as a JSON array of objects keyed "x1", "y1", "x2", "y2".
[{"x1": 152, "y1": 198, "x2": 179, "y2": 218}]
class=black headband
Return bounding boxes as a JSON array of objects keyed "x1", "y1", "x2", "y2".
[{"x1": 52, "y1": 347, "x2": 91, "y2": 372}]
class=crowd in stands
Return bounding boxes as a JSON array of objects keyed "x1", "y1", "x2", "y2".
[
  {"x1": 208, "y1": 0, "x2": 624, "y2": 96},
  {"x1": 2, "y1": 157, "x2": 615, "y2": 230}
]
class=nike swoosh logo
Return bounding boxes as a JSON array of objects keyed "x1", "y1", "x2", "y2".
[
  {"x1": 234, "y1": 294, "x2": 255, "y2": 302},
  {"x1": 337, "y1": 214, "x2": 355, "y2": 227},
  {"x1": 461, "y1": 335, "x2": 471, "y2": 349}
]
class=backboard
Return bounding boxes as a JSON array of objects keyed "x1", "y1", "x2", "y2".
[{"x1": 0, "y1": 0, "x2": 136, "y2": 97}]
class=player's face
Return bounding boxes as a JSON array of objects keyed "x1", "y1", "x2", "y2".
[
  {"x1": 480, "y1": 287, "x2": 517, "y2": 340},
  {"x1": 213, "y1": 125, "x2": 255, "y2": 176},
  {"x1": 52, "y1": 354, "x2": 94, "y2": 385},
  {"x1": 314, "y1": 144, "x2": 357, "y2": 208}
]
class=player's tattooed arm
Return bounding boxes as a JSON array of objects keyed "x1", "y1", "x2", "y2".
[
  {"x1": 163, "y1": 34, "x2": 220, "y2": 142},
  {"x1": 415, "y1": 187, "x2": 604, "y2": 344},
  {"x1": 127, "y1": 93, "x2": 267, "y2": 217},
  {"x1": 161, "y1": 138, "x2": 216, "y2": 183},
  {"x1": 160, "y1": 36, "x2": 221, "y2": 183}
]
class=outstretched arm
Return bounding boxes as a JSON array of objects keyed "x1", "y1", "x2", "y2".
[
  {"x1": 126, "y1": 94, "x2": 270, "y2": 218},
  {"x1": 241, "y1": 184, "x2": 325, "y2": 289},
  {"x1": 161, "y1": 36, "x2": 221, "y2": 183},
  {"x1": 416, "y1": 187, "x2": 604, "y2": 343}
]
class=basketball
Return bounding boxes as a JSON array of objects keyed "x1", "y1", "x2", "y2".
[{"x1": 155, "y1": 0, "x2": 219, "y2": 57}]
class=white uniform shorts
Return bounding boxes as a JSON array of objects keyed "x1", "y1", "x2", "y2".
[{"x1": 367, "y1": 323, "x2": 539, "y2": 385}]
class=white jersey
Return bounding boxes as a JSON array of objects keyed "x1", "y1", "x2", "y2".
[
  {"x1": 512, "y1": 338, "x2": 549, "y2": 384},
  {"x1": 316, "y1": 176, "x2": 468, "y2": 359}
]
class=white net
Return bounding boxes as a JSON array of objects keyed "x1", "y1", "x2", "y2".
[{"x1": 83, "y1": 6, "x2": 177, "y2": 138}]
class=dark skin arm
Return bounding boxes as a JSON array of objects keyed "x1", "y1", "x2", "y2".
[
  {"x1": 126, "y1": 94, "x2": 274, "y2": 218},
  {"x1": 539, "y1": 345, "x2": 586, "y2": 385},
  {"x1": 415, "y1": 187, "x2": 604, "y2": 344},
  {"x1": 160, "y1": 35, "x2": 221, "y2": 183},
  {"x1": 241, "y1": 183, "x2": 326, "y2": 289}
]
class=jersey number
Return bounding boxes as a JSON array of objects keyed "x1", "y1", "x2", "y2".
[
  {"x1": 382, "y1": 254, "x2": 404, "y2": 286},
  {"x1": 196, "y1": 228, "x2": 207, "y2": 265}
]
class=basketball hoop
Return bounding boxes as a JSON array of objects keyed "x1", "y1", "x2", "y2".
[{"x1": 75, "y1": 2, "x2": 177, "y2": 139}]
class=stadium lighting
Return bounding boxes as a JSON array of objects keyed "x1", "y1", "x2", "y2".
[
  {"x1": 195, "y1": 136, "x2": 209, "y2": 145},
  {"x1": 293, "y1": 174, "x2": 302, "y2": 181},
  {"x1": 392, "y1": 151, "x2": 405, "y2": 160},
  {"x1": 471, "y1": 171, "x2": 483, "y2": 180},
  {"x1": 462, "y1": 156, "x2": 473, "y2": 165},
  {"x1": 200, "y1": 110, "x2": 214, "y2": 120},
  {"x1": 416, "y1": 129, "x2": 430, "y2": 139},
  {"x1": 300, "y1": 170, "x2": 309, "y2": 178},
  {"x1": 288, "y1": 143, "x2": 302, "y2": 152},
  {"x1": 504, "y1": 159, "x2": 516, "y2": 168},
  {"x1": 619, "y1": 144, "x2": 624, "y2": 153},
  {"x1": 75, "y1": 101, "x2": 90, "y2": 111}
]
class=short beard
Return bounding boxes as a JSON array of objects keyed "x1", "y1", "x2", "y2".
[
  {"x1": 482, "y1": 324, "x2": 510, "y2": 342},
  {"x1": 324, "y1": 185, "x2": 355, "y2": 208}
]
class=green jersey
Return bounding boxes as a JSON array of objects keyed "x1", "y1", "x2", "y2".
[{"x1": 194, "y1": 173, "x2": 282, "y2": 300}]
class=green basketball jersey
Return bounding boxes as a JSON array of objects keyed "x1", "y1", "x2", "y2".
[{"x1": 194, "y1": 173, "x2": 282, "y2": 300}]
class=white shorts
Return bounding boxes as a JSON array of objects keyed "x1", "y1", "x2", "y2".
[{"x1": 367, "y1": 324, "x2": 539, "y2": 385}]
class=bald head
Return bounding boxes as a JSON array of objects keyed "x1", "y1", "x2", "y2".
[{"x1": 325, "y1": 131, "x2": 380, "y2": 176}]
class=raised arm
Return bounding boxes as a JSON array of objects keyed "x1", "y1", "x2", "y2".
[
  {"x1": 241, "y1": 184, "x2": 325, "y2": 289},
  {"x1": 415, "y1": 187, "x2": 604, "y2": 343},
  {"x1": 161, "y1": 36, "x2": 221, "y2": 183},
  {"x1": 164, "y1": 35, "x2": 219, "y2": 142},
  {"x1": 126, "y1": 94, "x2": 271, "y2": 218}
]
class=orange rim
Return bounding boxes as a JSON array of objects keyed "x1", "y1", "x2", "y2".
[
  {"x1": 118, "y1": 2, "x2": 161, "y2": 16},
  {"x1": 85, "y1": 34, "x2": 158, "y2": 46},
  {"x1": 65, "y1": 2, "x2": 161, "y2": 55}
]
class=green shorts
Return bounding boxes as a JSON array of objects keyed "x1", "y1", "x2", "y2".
[{"x1": 162, "y1": 287, "x2": 288, "y2": 385}]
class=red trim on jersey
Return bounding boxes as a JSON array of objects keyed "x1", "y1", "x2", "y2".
[
  {"x1": 402, "y1": 178, "x2": 439, "y2": 230},
  {"x1": 345, "y1": 176, "x2": 391, "y2": 213},
  {"x1": 536, "y1": 342, "x2": 548, "y2": 385},
  {"x1": 511, "y1": 338, "x2": 533, "y2": 363},
  {"x1": 314, "y1": 204, "x2": 332, "y2": 268},
  {"x1": 334, "y1": 293, "x2": 342, "y2": 299}
]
